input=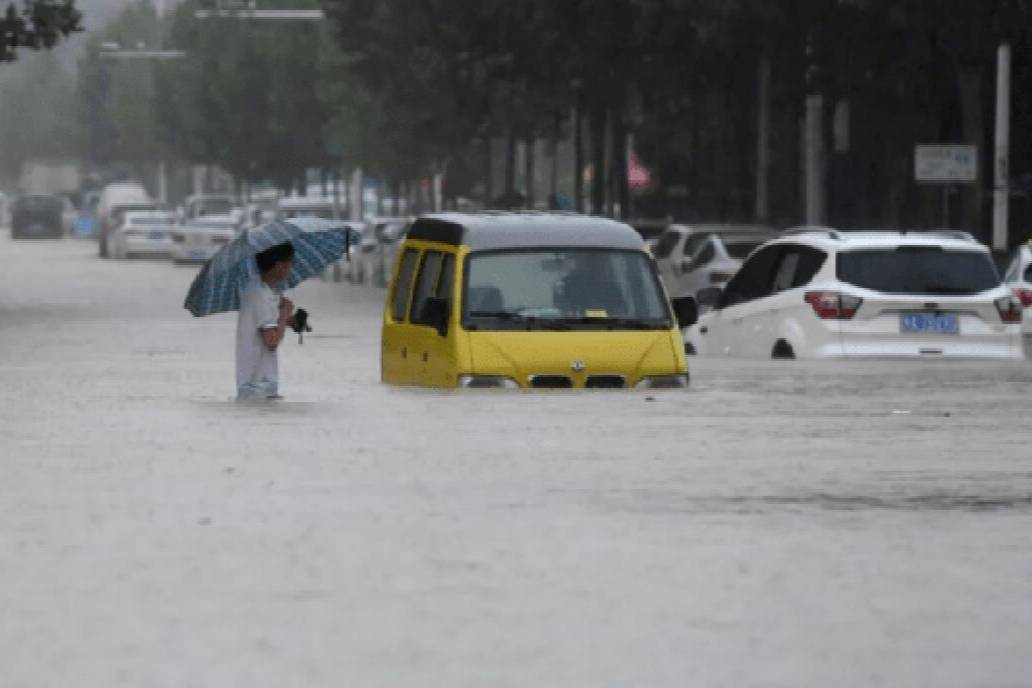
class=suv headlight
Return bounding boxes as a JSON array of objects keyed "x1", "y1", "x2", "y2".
[
  {"x1": 458, "y1": 375, "x2": 520, "y2": 389},
  {"x1": 635, "y1": 374, "x2": 690, "y2": 389}
]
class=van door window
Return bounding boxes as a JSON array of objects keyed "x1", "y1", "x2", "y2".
[
  {"x1": 391, "y1": 249, "x2": 420, "y2": 322},
  {"x1": 436, "y1": 254, "x2": 455, "y2": 299},
  {"x1": 410, "y1": 251, "x2": 444, "y2": 324}
]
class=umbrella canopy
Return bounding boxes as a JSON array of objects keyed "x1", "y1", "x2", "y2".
[{"x1": 184, "y1": 217, "x2": 355, "y2": 317}]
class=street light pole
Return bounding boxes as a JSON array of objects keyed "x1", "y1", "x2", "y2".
[
  {"x1": 98, "y1": 42, "x2": 187, "y2": 206},
  {"x1": 992, "y1": 43, "x2": 1011, "y2": 252}
]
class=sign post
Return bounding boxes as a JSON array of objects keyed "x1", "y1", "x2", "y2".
[{"x1": 914, "y1": 145, "x2": 978, "y2": 227}]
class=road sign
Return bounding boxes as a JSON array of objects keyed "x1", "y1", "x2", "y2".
[{"x1": 915, "y1": 145, "x2": 978, "y2": 183}]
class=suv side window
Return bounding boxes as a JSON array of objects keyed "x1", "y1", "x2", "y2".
[
  {"x1": 390, "y1": 249, "x2": 420, "y2": 322},
  {"x1": 721, "y1": 245, "x2": 782, "y2": 307},
  {"x1": 792, "y1": 246, "x2": 828, "y2": 287},
  {"x1": 771, "y1": 244, "x2": 828, "y2": 292}
]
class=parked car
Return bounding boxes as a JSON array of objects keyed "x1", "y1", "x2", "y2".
[
  {"x1": 110, "y1": 210, "x2": 177, "y2": 259},
  {"x1": 381, "y1": 212, "x2": 698, "y2": 389},
  {"x1": 10, "y1": 195, "x2": 65, "y2": 239},
  {"x1": 653, "y1": 224, "x2": 775, "y2": 297},
  {"x1": 179, "y1": 194, "x2": 237, "y2": 224},
  {"x1": 170, "y1": 214, "x2": 239, "y2": 263},
  {"x1": 349, "y1": 217, "x2": 411, "y2": 286},
  {"x1": 627, "y1": 217, "x2": 672, "y2": 246},
  {"x1": 277, "y1": 196, "x2": 342, "y2": 222},
  {"x1": 97, "y1": 182, "x2": 155, "y2": 258},
  {"x1": 1003, "y1": 240, "x2": 1032, "y2": 348},
  {"x1": 277, "y1": 197, "x2": 348, "y2": 279},
  {"x1": 684, "y1": 228, "x2": 1023, "y2": 360},
  {"x1": 343, "y1": 221, "x2": 379, "y2": 285},
  {"x1": 373, "y1": 217, "x2": 413, "y2": 287}
]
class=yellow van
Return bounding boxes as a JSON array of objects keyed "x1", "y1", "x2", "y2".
[{"x1": 381, "y1": 213, "x2": 698, "y2": 389}]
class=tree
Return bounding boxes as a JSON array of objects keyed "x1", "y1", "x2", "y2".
[
  {"x1": 76, "y1": 0, "x2": 167, "y2": 176},
  {"x1": 1, "y1": 0, "x2": 82, "y2": 63},
  {"x1": 157, "y1": 0, "x2": 338, "y2": 191}
]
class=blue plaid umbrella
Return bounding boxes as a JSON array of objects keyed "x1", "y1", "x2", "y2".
[{"x1": 184, "y1": 217, "x2": 355, "y2": 317}]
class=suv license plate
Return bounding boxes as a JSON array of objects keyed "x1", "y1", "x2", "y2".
[{"x1": 901, "y1": 312, "x2": 959, "y2": 335}]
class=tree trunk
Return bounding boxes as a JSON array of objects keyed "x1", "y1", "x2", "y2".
[
  {"x1": 590, "y1": 104, "x2": 606, "y2": 215},
  {"x1": 613, "y1": 117, "x2": 629, "y2": 219},
  {"x1": 957, "y1": 66, "x2": 984, "y2": 235},
  {"x1": 573, "y1": 104, "x2": 584, "y2": 213},
  {"x1": 524, "y1": 136, "x2": 535, "y2": 209},
  {"x1": 755, "y1": 54, "x2": 772, "y2": 222},
  {"x1": 483, "y1": 139, "x2": 494, "y2": 207},
  {"x1": 549, "y1": 113, "x2": 560, "y2": 209},
  {"x1": 505, "y1": 134, "x2": 517, "y2": 197}
]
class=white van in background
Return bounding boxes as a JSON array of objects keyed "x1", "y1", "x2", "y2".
[{"x1": 97, "y1": 182, "x2": 156, "y2": 259}]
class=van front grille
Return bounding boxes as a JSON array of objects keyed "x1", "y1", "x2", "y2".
[
  {"x1": 529, "y1": 375, "x2": 573, "y2": 389},
  {"x1": 585, "y1": 375, "x2": 626, "y2": 389}
]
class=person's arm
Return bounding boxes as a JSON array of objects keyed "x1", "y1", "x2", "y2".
[{"x1": 260, "y1": 297, "x2": 294, "y2": 351}]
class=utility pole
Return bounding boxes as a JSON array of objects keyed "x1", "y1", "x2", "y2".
[
  {"x1": 993, "y1": 43, "x2": 1011, "y2": 252},
  {"x1": 755, "y1": 55, "x2": 771, "y2": 223},
  {"x1": 803, "y1": 35, "x2": 825, "y2": 226}
]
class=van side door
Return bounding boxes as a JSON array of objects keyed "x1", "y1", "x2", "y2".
[
  {"x1": 407, "y1": 250, "x2": 458, "y2": 387},
  {"x1": 381, "y1": 248, "x2": 420, "y2": 384}
]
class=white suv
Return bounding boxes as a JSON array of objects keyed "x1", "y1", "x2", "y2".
[
  {"x1": 684, "y1": 228, "x2": 1023, "y2": 360},
  {"x1": 1003, "y1": 241, "x2": 1032, "y2": 346}
]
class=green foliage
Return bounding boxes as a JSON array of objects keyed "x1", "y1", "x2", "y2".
[
  {"x1": 0, "y1": 50, "x2": 78, "y2": 178},
  {"x1": 76, "y1": 0, "x2": 165, "y2": 167},
  {"x1": 1, "y1": 0, "x2": 82, "y2": 63},
  {"x1": 156, "y1": 0, "x2": 337, "y2": 187}
]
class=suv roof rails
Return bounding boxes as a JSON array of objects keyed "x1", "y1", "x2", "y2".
[
  {"x1": 920, "y1": 229, "x2": 978, "y2": 243},
  {"x1": 928, "y1": 230, "x2": 974, "y2": 243},
  {"x1": 781, "y1": 225, "x2": 842, "y2": 240}
]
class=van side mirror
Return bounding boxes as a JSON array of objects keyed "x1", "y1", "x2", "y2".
[
  {"x1": 696, "y1": 287, "x2": 723, "y2": 309},
  {"x1": 421, "y1": 297, "x2": 450, "y2": 337},
  {"x1": 671, "y1": 296, "x2": 698, "y2": 328}
]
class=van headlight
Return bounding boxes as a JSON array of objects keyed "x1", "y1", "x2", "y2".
[
  {"x1": 635, "y1": 374, "x2": 690, "y2": 389},
  {"x1": 458, "y1": 375, "x2": 520, "y2": 389}
]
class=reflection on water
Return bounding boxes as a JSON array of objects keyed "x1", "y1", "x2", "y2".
[{"x1": 590, "y1": 490, "x2": 1032, "y2": 515}]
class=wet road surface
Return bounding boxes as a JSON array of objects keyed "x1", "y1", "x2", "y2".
[{"x1": 2, "y1": 235, "x2": 1031, "y2": 687}]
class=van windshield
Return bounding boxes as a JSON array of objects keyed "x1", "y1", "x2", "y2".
[{"x1": 463, "y1": 249, "x2": 671, "y2": 330}]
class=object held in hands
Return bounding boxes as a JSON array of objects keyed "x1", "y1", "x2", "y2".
[{"x1": 291, "y1": 308, "x2": 312, "y2": 344}]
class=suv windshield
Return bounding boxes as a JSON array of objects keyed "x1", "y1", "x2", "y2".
[
  {"x1": 1025, "y1": 265, "x2": 1032, "y2": 283},
  {"x1": 837, "y1": 248, "x2": 1001, "y2": 295},
  {"x1": 464, "y1": 249, "x2": 671, "y2": 330}
]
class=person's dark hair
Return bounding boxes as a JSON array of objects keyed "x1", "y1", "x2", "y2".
[{"x1": 256, "y1": 242, "x2": 295, "y2": 274}]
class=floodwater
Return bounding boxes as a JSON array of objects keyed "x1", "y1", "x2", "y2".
[{"x1": 2, "y1": 236, "x2": 1031, "y2": 687}]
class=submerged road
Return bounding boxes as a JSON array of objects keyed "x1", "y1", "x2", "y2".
[{"x1": 2, "y1": 234, "x2": 1031, "y2": 687}]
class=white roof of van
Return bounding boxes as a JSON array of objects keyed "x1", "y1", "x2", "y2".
[{"x1": 409, "y1": 212, "x2": 644, "y2": 251}]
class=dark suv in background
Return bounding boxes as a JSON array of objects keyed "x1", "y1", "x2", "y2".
[{"x1": 11, "y1": 195, "x2": 64, "y2": 239}]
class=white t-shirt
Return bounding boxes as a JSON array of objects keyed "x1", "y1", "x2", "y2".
[{"x1": 236, "y1": 282, "x2": 280, "y2": 398}]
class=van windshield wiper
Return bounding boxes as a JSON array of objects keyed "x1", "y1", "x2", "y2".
[
  {"x1": 467, "y1": 310, "x2": 571, "y2": 331},
  {"x1": 559, "y1": 316, "x2": 670, "y2": 330}
]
